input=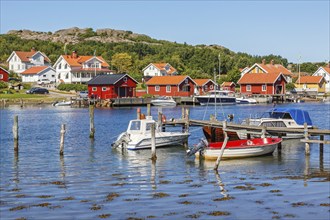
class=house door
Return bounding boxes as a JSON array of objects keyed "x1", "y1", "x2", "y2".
[
  {"x1": 119, "y1": 87, "x2": 126, "y2": 97},
  {"x1": 275, "y1": 85, "x2": 282, "y2": 94}
]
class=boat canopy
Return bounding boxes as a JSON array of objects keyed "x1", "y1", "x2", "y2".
[{"x1": 265, "y1": 108, "x2": 313, "y2": 125}]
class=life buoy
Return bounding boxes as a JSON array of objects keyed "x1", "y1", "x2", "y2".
[
  {"x1": 247, "y1": 140, "x2": 253, "y2": 146},
  {"x1": 162, "y1": 114, "x2": 167, "y2": 123}
]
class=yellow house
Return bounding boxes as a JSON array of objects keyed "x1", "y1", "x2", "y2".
[{"x1": 295, "y1": 76, "x2": 326, "y2": 93}]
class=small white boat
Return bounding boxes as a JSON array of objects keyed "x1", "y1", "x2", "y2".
[
  {"x1": 52, "y1": 100, "x2": 72, "y2": 106},
  {"x1": 150, "y1": 96, "x2": 176, "y2": 106},
  {"x1": 195, "y1": 90, "x2": 236, "y2": 105},
  {"x1": 112, "y1": 116, "x2": 189, "y2": 150},
  {"x1": 187, "y1": 138, "x2": 282, "y2": 160},
  {"x1": 236, "y1": 97, "x2": 257, "y2": 104}
]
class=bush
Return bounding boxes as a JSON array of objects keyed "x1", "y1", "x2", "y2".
[
  {"x1": 22, "y1": 83, "x2": 32, "y2": 90},
  {"x1": 57, "y1": 84, "x2": 87, "y2": 92},
  {"x1": 0, "y1": 81, "x2": 8, "y2": 89}
]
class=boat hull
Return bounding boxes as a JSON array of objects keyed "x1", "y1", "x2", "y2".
[
  {"x1": 196, "y1": 97, "x2": 236, "y2": 105},
  {"x1": 126, "y1": 132, "x2": 189, "y2": 150},
  {"x1": 150, "y1": 101, "x2": 176, "y2": 107},
  {"x1": 196, "y1": 138, "x2": 281, "y2": 160}
]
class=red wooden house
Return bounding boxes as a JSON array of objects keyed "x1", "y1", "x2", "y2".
[
  {"x1": 87, "y1": 74, "x2": 138, "y2": 99},
  {"x1": 146, "y1": 75, "x2": 196, "y2": 97},
  {"x1": 194, "y1": 79, "x2": 217, "y2": 95},
  {"x1": 238, "y1": 73, "x2": 287, "y2": 95},
  {"x1": 0, "y1": 66, "x2": 9, "y2": 82},
  {"x1": 221, "y1": 82, "x2": 236, "y2": 92}
]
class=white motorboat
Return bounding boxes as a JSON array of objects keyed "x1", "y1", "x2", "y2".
[
  {"x1": 236, "y1": 97, "x2": 257, "y2": 104},
  {"x1": 241, "y1": 107, "x2": 313, "y2": 139},
  {"x1": 150, "y1": 96, "x2": 176, "y2": 106},
  {"x1": 195, "y1": 90, "x2": 236, "y2": 105},
  {"x1": 112, "y1": 116, "x2": 189, "y2": 150},
  {"x1": 52, "y1": 100, "x2": 72, "y2": 106},
  {"x1": 187, "y1": 138, "x2": 282, "y2": 160}
]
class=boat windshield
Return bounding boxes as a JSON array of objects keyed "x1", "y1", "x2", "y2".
[
  {"x1": 129, "y1": 121, "x2": 141, "y2": 131},
  {"x1": 266, "y1": 112, "x2": 292, "y2": 119}
]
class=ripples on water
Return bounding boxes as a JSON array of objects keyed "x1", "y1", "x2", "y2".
[{"x1": 0, "y1": 102, "x2": 329, "y2": 219}]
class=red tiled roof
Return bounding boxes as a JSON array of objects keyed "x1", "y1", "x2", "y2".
[
  {"x1": 152, "y1": 63, "x2": 177, "y2": 75},
  {"x1": 15, "y1": 51, "x2": 51, "y2": 63},
  {"x1": 221, "y1": 82, "x2": 235, "y2": 87},
  {"x1": 323, "y1": 67, "x2": 330, "y2": 74},
  {"x1": 296, "y1": 76, "x2": 324, "y2": 84},
  {"x1": 146, "y1": 76, "x2": 190, "y2": 85},
  {"x1": 238, "y1": 73, "x2": 285, "y2": 84},
  {"x1": 21, "y1": 66, "x2": 48, "y2": 75},
  {"x1": 248, "y1": 63, "x2": 292, "y2": 76},
  {"x1": 194, "y1": 79, "x2": 213, "y2": 86},
  {"x1": 62, "y1": 55, "x2": 109, "y2": 67}
]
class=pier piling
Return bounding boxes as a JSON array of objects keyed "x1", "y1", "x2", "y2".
[
  {"x1": 147, "y1": 104, "x2": 151, "y2": 116},
  {"x1": 214, "y1": 121, "x2": 229, "y2": 170},
  {"x1": 13, "y1": 115, "x2": 18, "y2": 152},
  {"x1": 151, "y1": 123, "x2": 157, "y2": 161},
  {"x1": 60, "y1": 124, "x2": 66, "y2": 155},
  {"x1": 89, "y1": 104, "x2": 95, "y2": 139},
  {"x1": 137, "y1": 108, "x2": 141, "y2": 119},
  {"x1": 304, "y1": 123, "x2": 310, "y2": 155}
]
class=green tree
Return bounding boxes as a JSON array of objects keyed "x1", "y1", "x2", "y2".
[{"x1": 111, "y1": 53, "x2": 132, "y2": 73}]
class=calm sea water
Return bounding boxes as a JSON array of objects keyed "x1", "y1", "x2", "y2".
[{"x1": 1, "y1": 102, "x2": 329, "y2": 219}]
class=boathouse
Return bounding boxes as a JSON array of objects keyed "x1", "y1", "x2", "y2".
[
  {"x1": 194, "y1": 79, "x2": 217, "y2": 95},
  {"x1": 295, "y1": 75, "x2": 326, "y2": 94},
  {"x1": 221, "y1": 81, "x2": 236, "y2": 92},
  {"x1": 0, "y1": 66, "x2": 9, "y2": 82},
  {"x1": 87, "y1": 73, "x2": 138, "y2": 99},
  {"x1": 312, "y1": 64, "x2": 330, "y2": 93},
  {"x1": 146, "y1": 75, "x2": 196, "y2": 97}
]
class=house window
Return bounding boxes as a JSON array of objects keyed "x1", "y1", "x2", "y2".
[
  {"x1": 262, "y1": 85, "x2": 267, "y2": 91},
  {"x1": 155, "y1": 86, "x2": 160, "y2": 91},
  {"x1": 51, "y1": 75, "x2": 55, "y2": 78},
  {"x1": 0, "y1": 74, "x2": 3, "y2": 79},
  {"x1": 59, "y1": 64, "x2": 61, "y2": 69},
  {"x1": 65, "y1": 73, "x2": 69, "y2": 79},
  {"x1": 64, "y1": 64, "x2": 68, "y2": 69},
  {"x1": 11, "y1": 65, "x2": 13, "y2": 70},
  {"x1": 204, "y1": 85, "x2": 208, "y2": 90},
  {"x1": 185, "y1": 79, "x2": 188, "y2": 84},
  {"x1": 43, "y1": 75, "x2": 46, "y2": 78},
  {"x1": 246, "y1": 85, "x2": 251, "y2": 91},
  {"x1": 210, "y1": 85, "x2": 213, "y2": 90},
  {"x1": 92, "y1": 87, "x2": 97, "y2": 91},
  {"x1": 102, "y1": 87, "x2": 107, "y2": 91},
  {"x1": 123, "y1": 77, "x2": 127, "y2": 82},
  {"x1": 166, "y1": 85, "x2": 171, "y2": 93}
]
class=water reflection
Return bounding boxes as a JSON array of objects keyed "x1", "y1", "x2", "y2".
[
  {"x1": 13, "y1": 152, "x2": 19, "y2": 185},
  {"x1": 59, "y1": 154, "x2": 66, "y2": 187},
  {"x1": 214, "y1": 170, "x2": 228, "y2": 198},
  {"x1": 89, "y1": 139, "x2": 95, "y2": 162},
  {"x1": 151, "y1": 160, "x2": 157, "y2": 190}
]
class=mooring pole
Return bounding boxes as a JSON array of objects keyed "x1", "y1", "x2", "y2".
[
  {"x1": 151, "y1": 123, "x2": 157, "y2": 161},
  {"x1": 304, "y1": 123, "x2": 310, "y2": 155},
  {"x1": 214, "y1": 121, "x2": 229, "y2": 170},
  {"x1": 13, "y1": 115, "x2": 18, "y2": 152},
  {"x1": 89, "y1": 104, "x2": 95, "y2": 139},
  {"x1": 147, "y1": 104, "x2": 151, "y2": 116},
  {"x1": 59, "y1": 124, "x2": 66, "y2": 155},
  {"x1": 137, "y1": 107, "x2": 141, "y2": 119}
]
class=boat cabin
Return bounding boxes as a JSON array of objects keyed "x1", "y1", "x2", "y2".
[
  {"x1": 262, "y1": 108, "x2": 313, "y2": 126},
  {"x1": 127, "y1": 116, "x2": 156, "y2": 135}
]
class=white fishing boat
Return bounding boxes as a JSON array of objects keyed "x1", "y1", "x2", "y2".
[
  {"x1": 236, "y1": 97, "x2": 257, "y2": 104},
  {"x1": 150, "y1": 96, "x2": 176, "y2": 106},
  {"x1": 195, "y1": 90, "x2": 236, "y2": 105},
  {"x1": 241, "y1": 107, "x2": 313, "y2": 139},
  {"x1": 112, "y1": 116, "x2": 189, "y2": 150},
  {"x1": 187, "y1": 138, "x2": 282, "y2": 160},
  {"x1": 52, "y1": 100, "x2": 72, "y2": 106}
]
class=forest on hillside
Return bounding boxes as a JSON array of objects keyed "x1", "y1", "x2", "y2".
[{"x1": 0, "y1": 33, "x2": 325, "y2": 84}]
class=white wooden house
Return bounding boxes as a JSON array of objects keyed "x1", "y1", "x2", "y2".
[
  {"x1": 312, "y1": 65, "x2": 330, "y2": 93},
  {"x1": 142, "y1": 63, "x2": 178, "y2": 80},
  {"x1": 21, "y1": 66, "x2": 56, "y2": 84},
  {"x1": 6, "y1": 48, "x2": 51, "y2": 75}
]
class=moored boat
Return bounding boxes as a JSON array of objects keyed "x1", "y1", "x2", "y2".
[
  {"x1": 52, "y1": 100, "x2": 73, "y2": 106},
  {"x1": 236, "y1": 97, "x2": 257, "y2": 104},
  {"x1": 150, "y1": 96, "x2": 176, "y2": 106},
  {"x1": 112, "y1": 116, "x2": 189, "y2": 150},
  {"x1": 195, "y1": 90, "x2": 236, "y2": 105},
  {"x1": 187, "y1": 137, "x2": 282, "y2": 160}
]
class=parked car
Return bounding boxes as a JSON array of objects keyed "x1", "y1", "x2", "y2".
[
  {"x1": 26, "y1": 87, "x2": 49, "y2": 94},
  {"x1": 37, "y1": 79, "x2": 52, "y2": 85},
  {"x1": 78, "y1": 91, "x2": 89, "y2": 98}
]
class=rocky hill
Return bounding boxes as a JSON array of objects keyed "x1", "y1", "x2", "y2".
[{"x1": 7, "y1": 27, "x2": 160, "y2": 45}]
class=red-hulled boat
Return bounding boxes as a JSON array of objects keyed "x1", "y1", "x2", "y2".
[{"x1": 191, "y1": 137, "x2": 282, "y2": 160}]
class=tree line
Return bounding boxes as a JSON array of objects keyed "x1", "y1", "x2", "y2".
[{"x1": 0, "y1": 34, "x2": 326, "y2": 84}]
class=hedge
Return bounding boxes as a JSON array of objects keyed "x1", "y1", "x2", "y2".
[{"x1": 57, "y1": 84, "x2": 88, "y2": 91}]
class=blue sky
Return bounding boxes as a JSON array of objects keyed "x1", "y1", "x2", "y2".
[{"x1": 1, "y1": 0, "x2": 329, "y2": 63}]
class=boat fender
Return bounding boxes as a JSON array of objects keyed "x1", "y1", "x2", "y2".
[
  {"x1": 162, "y1": 114, "x2": 166, "y2": 123},
  {"x1": 247, "y1": 140, "x2": 253, "y2": 146}
]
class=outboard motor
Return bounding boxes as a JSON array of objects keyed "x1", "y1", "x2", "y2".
[
  {"x1": 112, "y1": 132, "x2": 130, "y2": 148},
  {"x1": 186, "y1": 138, "x2": 208, "y2": 157}
]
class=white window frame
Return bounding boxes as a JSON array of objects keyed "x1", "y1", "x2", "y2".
[
  {"x1": 0, "y1": 74, "x2": 3, "y2": 79},
  {"x1": 123, "y1": 77, "x2": 127, "y2": 82},
  {"x1": 102, "y1": 87, "x2": 107, "y2": 91},
  {"x1": 246, "y1": 85, "x2": 251, "y2": 91},
  {"x1": 155, "y1": 85, "x2": 160, "y2": 91},
  {"x1": 92, "y1": 87, "x2": 97, "y2": 91},
  {"x1": 166, "y1": 85, "x2": 171, "y2": 93},
  {"x1": 262, "y1": 84, "x2": 267, "y2": 91}
]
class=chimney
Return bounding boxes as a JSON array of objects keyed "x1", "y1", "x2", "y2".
[
  {"x1": 262, "y1": 59, "x2": 266, "y2": 65},
  {"x1": 270, "y1": 60, "x2": 274, "y2": 65},
  {"x1": 31, "y1": 47, "x2": 36, "y2": 53},
  {"x1": 72, "y1": 51, "x2": 78, "y2": 59}
]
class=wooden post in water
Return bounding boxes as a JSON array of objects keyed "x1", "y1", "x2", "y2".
[
  {"x1": 147, "y1": 104, "x2": 151, "y2": 116},
  {"x1": 89, "y1": 104, "x2": 95, "y2": 139},
  {"x1": 59, "y1": 124, "x2": 66, "y2": 155},
  {"x1": 20, "y1": 98, "x2": 23, "y2": 108},
  {"x1": 185, "y1": 108, "x2": 190, "y2": 133},
  {"x1": 214, "y1": 121, "x2": 229, "y2": 170},
  {"x1": 320, "y1": 135, "x2": 324, "y2": 158},
  {"x1": 304, "y1": 123, "x2": 310, "y2": 155},
  {"x1": 158, "y1": 111, "x2": 163, "y2": 131},
  {"x1": 278, "y1": 133, "x2": 282, "y2": 153},
  {"x1": 181, "y1": 107, "x2": 185, "y2": 132},
  {"x1": 13, "y1": 115, "x2": 18, "y2": 152},
  {"x1": 137, "y1": 107, "x2": 141, "y2": 119},
  {"x1": 151, "y1": 123, "x2": 157, "y2": 161}
]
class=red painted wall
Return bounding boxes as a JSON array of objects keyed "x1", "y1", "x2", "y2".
[
  {"x1": 197, "y1": 81, "x2": 216, "y2": 95},
  {"x1": 240, "y1": 76, "x2": 286, "y2": 95},
  {"x1": 222, "y1": 85, "x2": 235, "y2": 92},
  {"x1": 0, "y1": 68, "x2": 9, "y2": 82},
  {"x1": 147, "y1": 78, "x2": 195, "y2": 97}
]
